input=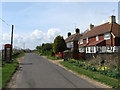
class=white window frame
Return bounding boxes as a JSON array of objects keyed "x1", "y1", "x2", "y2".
[
  {"x1": 80, "y1": 39, "x2": 83, "y2": 44},
  {"x1": 96, "y1": 36, "x2": 99, "y2": 41},
  {"x1": 104, "y1": 33, "x2": 110, "y2": 40},
  {"x1": 79, "y1": 48, "x2": 84, "y2": 52},
  {"x1": 90, "y1": 46, "x2": 94, "y2": 53},
  {"x1": 86, "y1": 37, "x2": 89, "y2": 43}
]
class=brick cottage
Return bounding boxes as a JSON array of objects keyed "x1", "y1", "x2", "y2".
[{"x1": 79, "y1": 15, "x2": 120, "y2": 53}]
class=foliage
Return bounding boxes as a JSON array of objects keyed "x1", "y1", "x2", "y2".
[
  {"x1": 42, "y1": 43, "x2": 53, "y2": 51},
  {"x1": 66, "y1": 59, "x2": 120, "y2": 79},
  {"x1": 53, "y1": 35, "x2": 67, "y2": 53},
  {"x1": 36, "y1": 43, "x2": 54, "y2": 56},
  {"x1": 60, "y1": 61, "x2": 119, "y2": 88},
  {"x1": 2, "y1": 51, "x2": 25, "y2": 88},
  {"x1": 47, "y1": 56, "x2": 61, "y2": 60}
]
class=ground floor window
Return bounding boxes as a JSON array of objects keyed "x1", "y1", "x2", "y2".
[
  {"x1": 79, "y1": 47, "x2": 84, "y2": 52},
  {"x1": 106, "y1": 46, "x2": 111, "y2": 50},
  {"x1": 90, "y1": 47, "x2": 94, "y2": 53}
]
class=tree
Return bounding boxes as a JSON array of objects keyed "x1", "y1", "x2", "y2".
[
  {"x1": 36, "y1": 46, "x2": 42, "y2": 51},
  {"x1": 53, "y1": 35, "x2": 67, "y2": 53},
  {"x1": 42, "y1": 43, "x2": 53, "y2": 51}
]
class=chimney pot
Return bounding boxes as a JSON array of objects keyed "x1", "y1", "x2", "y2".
[
  {"x1": 89, "y1": 24, "x2": 94, "y2": 31},
  {"x1": 68, "y1": 32, "x2": 71, "y2": 37},
  {"x1": 76, "y1": 28, "x2": 80, "y2": 33},
  {"x1": 109, "y1": 15, "x2": 116, "y2": 23}
]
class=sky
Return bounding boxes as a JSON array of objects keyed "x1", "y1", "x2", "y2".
[{"x1": 0, "y1": 1, "x2": 119, "y2": 50}]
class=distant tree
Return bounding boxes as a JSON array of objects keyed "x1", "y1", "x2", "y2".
[
  {"x1": 53, "y1": 35, "x2": 67, "y2": 53},
  {"x1": 42, "y1": 43, "x2": 53, "y2": 51},
  {"x1": 36, "y1": 46, "x2": 42, "y2": 51}
]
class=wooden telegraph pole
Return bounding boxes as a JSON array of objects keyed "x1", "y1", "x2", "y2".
[{"x1": 11, "y1": 25, "x2": 14, "y2": 61}]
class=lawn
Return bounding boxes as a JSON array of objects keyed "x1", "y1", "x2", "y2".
[
  {"x1": 2, "y1": 51, "x2": 25, "y2": 88},
  {"x1": 60, "y1": 61, "x2": 119, "y2": 88}
]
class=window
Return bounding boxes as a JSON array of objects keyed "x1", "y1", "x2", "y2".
[
  {"x1": 67, "y1": 42, "x2": 73, "y2": 48},
  {"x1": 104, "y1": 33, "x2": 110, "y2": 40},
  {"x1": 87, "y1": 47, "x2": 89, "y2": 51},
  {"x1": 80, "y1": 39, "x2": 83, "y2": 44},
  {"x1": 106, "y1": 47, "x2": 111, "y2": 50},
  {"x1": 86, "y1": 37, "x2": 89, "y2": 43},
  {"x1": 96, "y1": 36, "x2": 99, "y2": 41},
  {"x1": 90, "y1": 47, "x2": 94, "y2": 52},
  {"x1": 79, "y1": 48, "x2": 84, "y2": 52}
]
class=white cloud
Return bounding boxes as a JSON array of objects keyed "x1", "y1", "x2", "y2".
[
  {"x1": 1, "y1": 28, "x2": 61, "y2": 50},
  {"x1": 47, "y1": 28, "x2": 60, "y2": 41},
  {"x1": 100, "y1": 19, "x2": 107, "y2": 24}
]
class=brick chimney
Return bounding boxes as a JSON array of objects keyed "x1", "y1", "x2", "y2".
[
  {"x1": 68, "y1": 32, "x2": 71, "y2": 37},
  {"x1": 109, "y1": 15, "x2": 116, "y2": 23},
  {"x1": 76, "y1": 28, "x2": 80, "y2": 33},
  {"x1": 89, "y1": 24, "x2": 94, "y2": 31}
]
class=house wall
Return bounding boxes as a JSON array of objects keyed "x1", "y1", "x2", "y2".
[
  {"x1": 105, "y1": 33, "x2": 115, "y2": 46},
  {"x1": 79, "y1": 32, "x2": 119, "y2": 53},
  {"x1": 99, "y1": 34, "x2": 104, "y2": 40},
  {"x1": 83, "y1": 39, "x2": 86, "y2": 44},
  {"x1": 115, "y1": 37, "x2": 120, "y2": 46},
  {"x1": 73, "y1": 41, "x2": 79, "y2": 52},
  {"x1": 89, "y1": 36, "x2": 96, "y2": 43}
]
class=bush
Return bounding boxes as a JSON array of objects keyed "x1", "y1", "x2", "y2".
[{"x1": 56, "y1": 56, "x2": 61, "y2": 59}]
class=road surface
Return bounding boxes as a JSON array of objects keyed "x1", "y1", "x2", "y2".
[{"x1": 11, "y1": 53, "x2": 98, "y2": 88}]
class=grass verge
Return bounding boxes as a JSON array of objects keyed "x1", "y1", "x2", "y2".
[
  {"x1": 60, "y1": 61, "x2": 119, "y2": 88},
  {"x1": 47, "y1": 56, "x2": 61, "y2": 60},
  {"x1": 2, "y1": 51, "x2": 25, "y2": 88}
]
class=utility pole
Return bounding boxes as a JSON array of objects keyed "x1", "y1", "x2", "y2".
[{"x1": 11, "y1": 25, "x2": 14, "y2": 61}]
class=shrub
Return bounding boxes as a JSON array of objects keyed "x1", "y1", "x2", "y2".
[{"x1": 56, "y1": 56, "x2": 61, "y2": 59}]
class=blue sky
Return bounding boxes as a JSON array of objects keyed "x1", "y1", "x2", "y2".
[{"x1": 1, "y1": 2, "x2": 118, "y2": 50}]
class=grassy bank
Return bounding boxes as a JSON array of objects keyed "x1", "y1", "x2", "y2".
[
  {"x1": 60, "y1": 61, "x2": 119, "y2": 88},
  {"x1": 2, "y1": 51, "x2": 25, "y2": 88}
]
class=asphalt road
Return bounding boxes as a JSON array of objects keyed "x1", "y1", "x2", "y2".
[{"x1": 12, "y1": 53, "x2": 98, "y2": 88}]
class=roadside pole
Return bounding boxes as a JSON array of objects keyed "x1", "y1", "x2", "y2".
[{"x1": 11, "y1": 25, "x2": 14, "y2": 62}]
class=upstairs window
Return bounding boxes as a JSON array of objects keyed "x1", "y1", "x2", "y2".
[
  {"x1": 80, "y1": 39, "x2": 83, "y2": 44},
  {"x1": 86, "y1": 37, "x2": 89, "y2": 43},
  {"x1": 96, "y1": 36, "x2": 99, "y2": 41},
  {"x1": 104, "y1": 33, "x2": 110, "y2": 40}
]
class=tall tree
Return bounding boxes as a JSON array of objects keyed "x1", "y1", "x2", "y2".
[{"x1": 53, "y1": 35, "x2": 67, "y2": 53}]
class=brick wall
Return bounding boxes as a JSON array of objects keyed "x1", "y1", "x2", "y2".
[{"x1": 89, "y1": 36, "x2": 96, "y2": 43}]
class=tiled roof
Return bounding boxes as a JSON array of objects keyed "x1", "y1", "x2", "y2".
[
  {"x1": 65, "y1": 33, "x2": 82, "y2": 42},
  {"x1": 86, "y1": 39, "x2": 105, "y2": 46},
  {"x1": 80, "y1": 22, "x2": 120, "y2": 39},
  {"x1": 79, "y1": 43, "x2": 89, "y2": 47}
]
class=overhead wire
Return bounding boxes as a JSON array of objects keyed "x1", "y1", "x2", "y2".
[{"x1": 0, "y1": 17, "x2": 11, "y2": 26}]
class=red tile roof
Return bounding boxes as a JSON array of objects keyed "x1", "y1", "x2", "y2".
[
  {"x1": 86, "y1": 39, "x2": 105, "y2": 46},
  {"x1": 79, "y1": 43, "x2": 88, "y2": 47},
  {"x1": 80, "y1": 22, "x2": 120, "y2": 39}
]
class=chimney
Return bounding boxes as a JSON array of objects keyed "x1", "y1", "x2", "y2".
[
  {"x1": 68, "y1": 32, "x2": 71, "y2": 37},
  {"x1": 75, "y1": 28, "x2": 80, "y2": 33},
  {"x1": 89, "y1": 24, "x2": 94, "y2": 31},
  {"x1": 109, "y1": 15, "x2": 116, "y2": 23}
]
